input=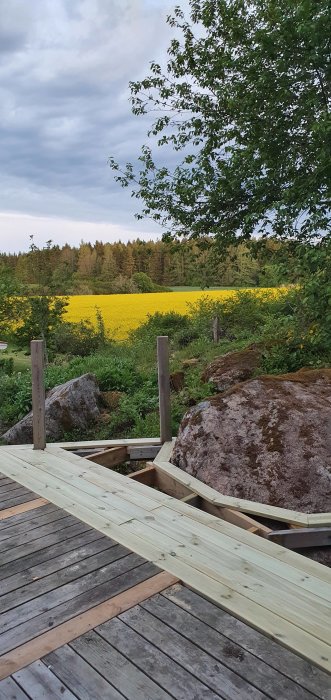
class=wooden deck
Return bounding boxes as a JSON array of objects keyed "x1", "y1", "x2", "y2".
[
  {"x1": 0, "y1": 444, "x2": 330, "y2": 685},
  {"x1": 0, "y1": 483, "x2": 330, "y2": 699}
]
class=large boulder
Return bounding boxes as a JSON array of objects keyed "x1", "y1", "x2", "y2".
[
  {"x1": 201, "y1": 347, "x2": 261, "y2": 392},
  {"x1": 2, "y1": 373, "x2": 102, "y2": 444},
  {"x1": 172, "y1": 368, "x2": 331, "y2": 513}
]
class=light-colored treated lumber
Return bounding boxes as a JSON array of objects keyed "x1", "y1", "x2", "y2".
[
  {"x1": 202, "y1": 501, "x2": 272, "y2": 535},
  {"x1": 180, "y1": 493, "x2": 201, "y2": 507},
  {"x1": 2, "y1": 438, "x2": 162, "y2": 451},
  {"x1": 30, "y1": 340, "x2": 46, "y2": 451},
  {"x1": 0, "y1": 498, "x2": 49, "y2": 520},
  {"x1": 128, "y1": 465, "x2": 156, "y2": 486},
  {"x1": 155, "y1": 440, "x2": 175, "y2": 463},
  {"x1": 0, "y1": 571, "x2": 178, "y2": 680},
  {"x1": 154, "y1": 459, "x2": 309, "y2": 526},
  {"x1": 307, "y1": 513, "x2": 331, "y2": 527},
  {"x1": 86, "y1": 446, "x2": 128, "y2": 468},
  {"x1": 157, "y1": 336, "x2": 172, "y2": 443}
]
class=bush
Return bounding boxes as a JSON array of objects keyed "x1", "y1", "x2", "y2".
[
  {"x1": 130, "y1": 311, "x2": 191, "y2": 344},
  {"x1": 51, "y1": 316, "x2": 108, "y2": 358},
  {"x1": 0, "y1": 357, "x2": 14, "y2": 375}
]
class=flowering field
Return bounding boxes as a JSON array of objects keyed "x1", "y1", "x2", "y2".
[{"x1": 65, "y1": 289, "x2": 280, "y2": 340}]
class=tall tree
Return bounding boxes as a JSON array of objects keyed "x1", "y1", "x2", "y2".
[{"x1": 110, "y1": 0, "x2": 330, "y2": 244}]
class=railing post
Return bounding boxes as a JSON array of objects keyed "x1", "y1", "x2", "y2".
[
  {"x1": 31, "y1": 339, "x2": 46, "y2": 450},
  {"x1": 157, "y1": 336, "x2": 172, "y2": 443}
]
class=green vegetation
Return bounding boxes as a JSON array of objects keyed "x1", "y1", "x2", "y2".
[{"x1": 1, "y1": 282, "x2": 329, "y2": 441}]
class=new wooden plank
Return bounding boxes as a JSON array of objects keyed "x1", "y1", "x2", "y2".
[
  {"x1": 0, "y1": 544, "x2": 121, "y2": 614},
  {"x1": 162, "y1": 585, "x2": 331, "y2": 700},
  {"x1": 13, "y1": 660, "x2": 77, "y2": 700},
  {"x1": 0, "y1": 572, "x2": 176, "y2": 680},
  {"x1": 154, "y1": 458, "x2": 309, "y2": 525},
  {"x1": 128, "y1": 464, "x2": 156, "y2": 486},
  {"x1": 97, "y1": 618, "x2": 222, "y2": 700},
  {"x1": 0, "y1": 545, "x2": 130, "y2": 634},
  {"x1": 0, "y1": 529, "x2": 103, "y2": 582},
  {"x1": 121, "y1": 517, "x2": 330, "y2": 644},
  {"x1": 86, "y1": 446, "x2": 128, "y2": 468},
  {"x1": 42, "y1": 645, "x2": 126, "y2": 700},
  {"x1": 308, "y1": 513, "x2": 331, "y2": 527},
  {"x1": 0, "y1": 559, "x2": 158, "y2": 658},
  {"x1": 70, "y1": 630, "x2": 173, "y2": 700},
  {"x1": 116, "y1": 606, "x2": 268, "y2": 700},
  {"x1": 141, "y1": 593, "x2": 317, "y2": 700},
  {"x1": 0, "y1": 498, "x2": 48, "y2": 521}
]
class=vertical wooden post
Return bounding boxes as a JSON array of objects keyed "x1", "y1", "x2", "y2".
[
  {"x1": 212, "y1": 316, "x2": 221, "y2": 343},
  {"x1": 157, "y1": 336, "x2": 172, "y2": 443},
  {"x1": 31, "y1": 340, "x2": 46, "y2": 450}
]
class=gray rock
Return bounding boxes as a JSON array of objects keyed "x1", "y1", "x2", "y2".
[
  {"x1": 2, "y1": 373, "x2": 102, "y2": 444},
  {"x1": 172, "y1": 368, "x2": 331, "y2": 513}
]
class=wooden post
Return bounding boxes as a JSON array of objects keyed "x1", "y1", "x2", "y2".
[
  {"x1": 212, "y1": 316, "x2": 221, "y2": 343},
  {"x1": 31, "y1": 340, "x2": 46, "y2": 450},
  {"x1": 157, "y1": 336, "x2": 172, "y2": 443}
]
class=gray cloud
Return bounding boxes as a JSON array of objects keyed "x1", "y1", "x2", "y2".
[{"x1": 0, "y1": 0, "x2": 187, "y2": 252}]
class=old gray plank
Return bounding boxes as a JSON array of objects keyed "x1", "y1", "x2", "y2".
[
  {"x1": 0, "y1": 521, "x2": 91, "y2": 569},
  {"x1": 0, "y1": 503, "x2": 58, "y2": 531},
  {"x1": 0, "y1": 482, "x2": 31, "y2": 494},
  {"x1": 0, "y1": 507, "x2": 70, "y2": 541},
  {"x1": 0, "y1": 535, "x2": 114, "y2": 597},
  {"x1": 0, "y1": 492, "x2": 38, "y2": 509},
  {"x1": 13, "y1": 660, "x2": 78, "y2": 700},
  {"x1": 44, "y1": 645, "x2": 125, "y2": 700},
  {"x1": 97, "y1": 617, "x2": 223, "y2": 700},
  {"x1": 0, "y1": 515, "x2": 82, "y2": 552},
  {"x1": 0, "y1": 676, "x2": 31, "y2": 700},
  {"x1": 0, "y1": 528, "x2": 102, "y2": 581},
  {"x1": 0, "y1": 543, "x2": 121, "y2": 614},
  {"x1": 117, "y1": 607, "x2": 267, "y2": 700},
  {"x1": 0, "y1": 544, "x2": 130, "y2": 633},
  {"x1": 71, "y1": 630, "x2": 172, "y2": 700},
  {"x1": 0, "y1": 559, "x2": 157, "y2": 655},
  {"x1": 142, "y1": 593, "x2": 317, "y2": 700},
  {"x1": 162, "y1": 585, "x2": 331, "y2": 700}
]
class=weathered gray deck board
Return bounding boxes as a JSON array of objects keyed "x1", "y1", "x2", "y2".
[
  {"x1": 0, "y1": 514, "x2": 84, "y2": 552},
  {"x1": 1, "y1": 535, "x2": 115, "y2": 597},
  {"x1": 0, "y1": 527, "x2": 104, "y2": 581},
  {"x1": 142, "y1": 592, "x2": 318, "y2": 700},
  {"x1": 0, "y1": 676, "x2": 31, "y2": 700},
  {"x1": 0, "y1": 482, "x2": 31, "y2": 494},
  {"x1": 69, "y1": 630, "x2": 173, "y2": 700},
  {"x1": 0, "y1": 492, "x2": 38, "y2": 509},
  {"x1": 0, "y1": 503, "x2": 58, "y2": 531},
  {"x1": 0, "y1": 559, "x2": 157, "y2": 655},
  {"x1": 0, "y1": 507, "x2": 71, "y2": 541},
  {"x1": 0, "y1": 522, "x2": 91, "y2": 570},
  {"x1": 13, "y1": 660, "x2": 78, "y2": 700},
  {"x1": 107, "y1": 611, "x2": 267, "y2": 700},
  {"x1": 162, "y1": 585, "x2": 331, "y2": 700},
  {"x1": 43, "y1": 645, "x2": 126, "y2": 700}
]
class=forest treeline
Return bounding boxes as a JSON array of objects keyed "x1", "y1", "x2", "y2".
[{"x1": 0, "y1": 237, "x2": 298, "y2": 295}]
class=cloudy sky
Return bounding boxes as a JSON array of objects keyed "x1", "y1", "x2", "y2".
[{"x1": 0, "y1": 0, "x2": 187, "y2": 253}]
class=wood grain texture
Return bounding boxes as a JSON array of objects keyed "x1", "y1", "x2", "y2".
[
  {"x1": 31, "y1": 339, "x2": 46, "y2": 451},
  {"x1": 0, "y1": 498, "x2": 48, "y2": 520}
]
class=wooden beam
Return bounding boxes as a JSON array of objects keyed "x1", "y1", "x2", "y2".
[
  {"x1": 0, "y1": 497, "x2": 49, "y2": 520},
  {"x1": 86, "y1": 446, "x2": 128, "y2": 468},
  {"x1": 154, "y1": 467, "x2": 195, "y2": 500},
  {"x1": 202, "y1": 501, "x2": 272, "y2": 535},
  {"x1": 31, "y1": 340, "x2": 46, "y2": 450},
  {"x1": 128, "y1": 465, "x2": 156, "y2": 487},
  {"x1": 157, "y1": 336, "x2": 172, "y2": 443},
  {"x1": 0, "y1": 572, "x2": 179, "y2": 681},
  {"x1": 128, "y1": 445, "x2": 161, "y2": 460},
  {"x1": 267, "y1": 528, "x2": 331, "y2": 549},
  {"x1": 181, "y1": 493, "x2": 201, "y2": 507}
]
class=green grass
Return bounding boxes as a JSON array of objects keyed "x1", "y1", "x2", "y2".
[{"x1": 1, "y1": 344, "x2": 31, "y2": 372}]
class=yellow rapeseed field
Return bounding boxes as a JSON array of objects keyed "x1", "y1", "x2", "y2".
[{"x1": 65, "y1": 288, "x2": 281, "y2": 340}]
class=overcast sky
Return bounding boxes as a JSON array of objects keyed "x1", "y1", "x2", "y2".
[{"x1": 0, "y1": 0, "x2": 187, "y2": 253}]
